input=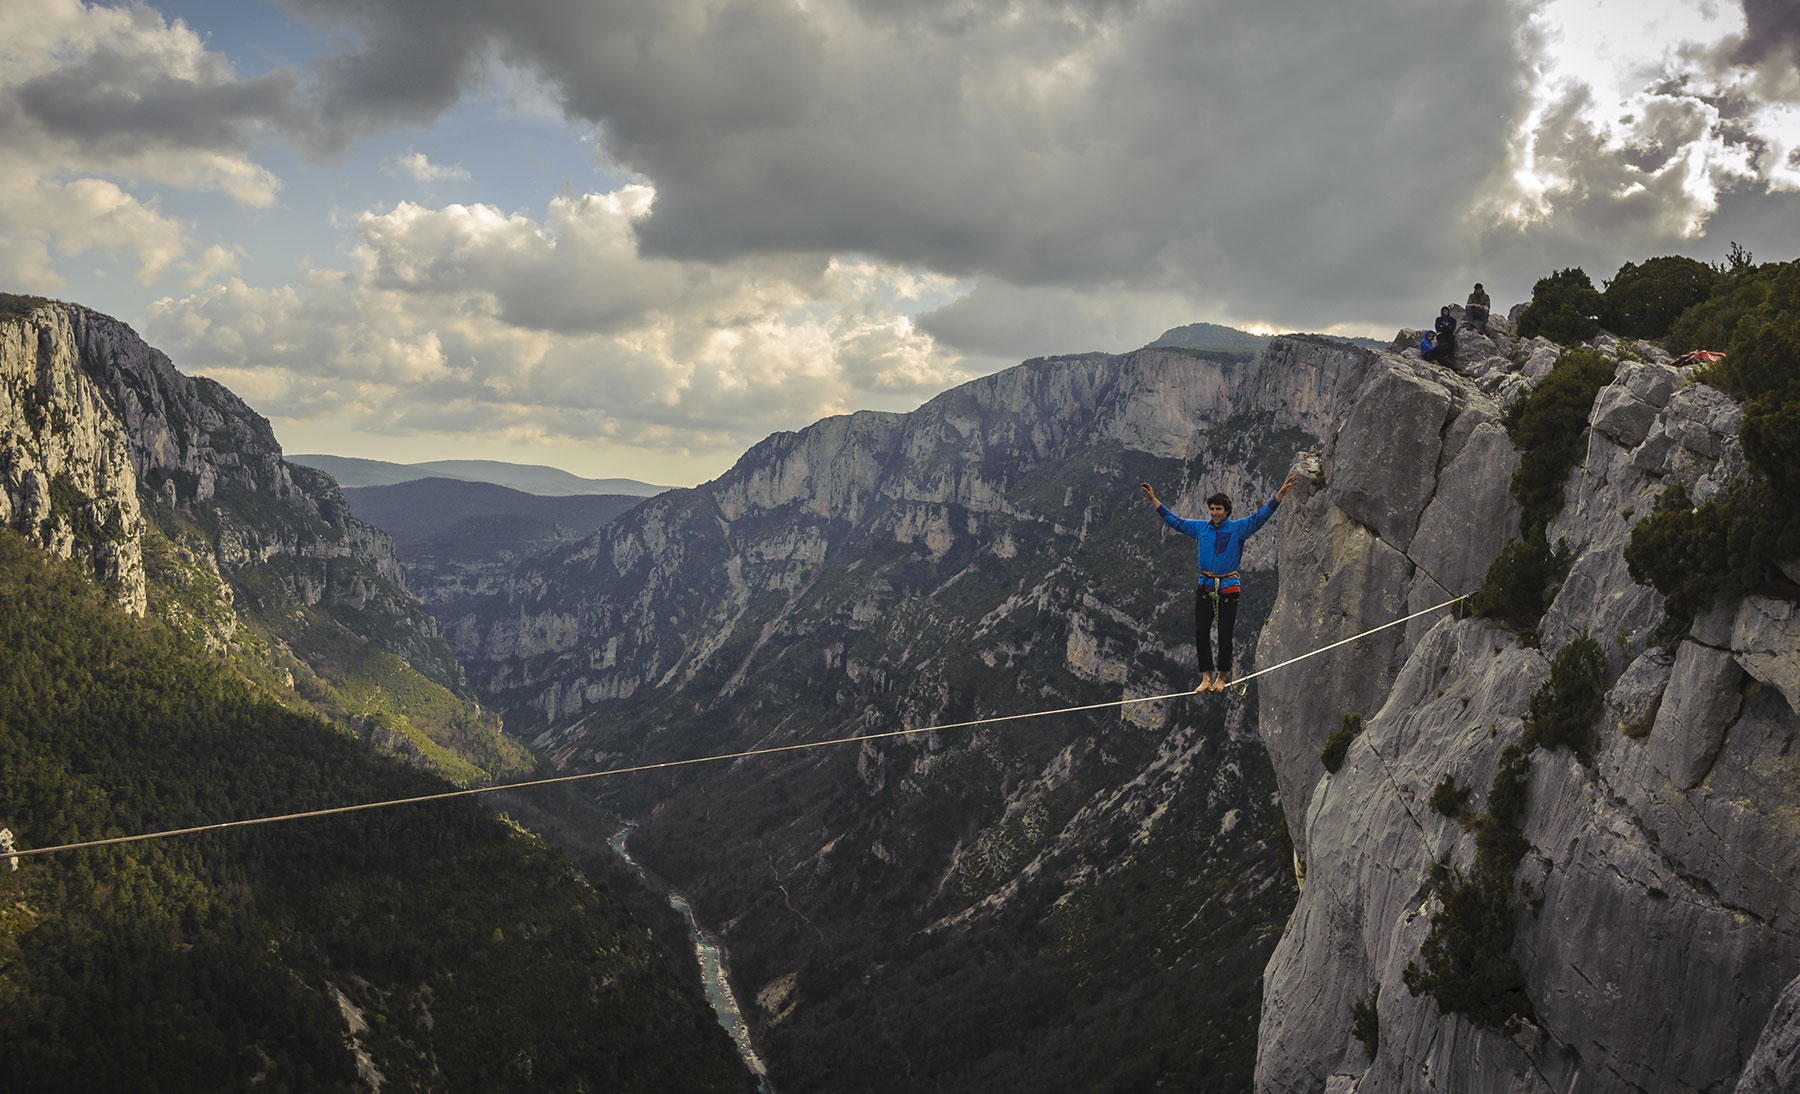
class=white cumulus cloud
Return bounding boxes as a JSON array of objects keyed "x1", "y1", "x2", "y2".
[
  {"x1": 389, "y1": 151, "x2": 472, "y2": 183},
  {"x1": 0, "y1": 0, "x2": 309, "y2": 291},
  {"x1": 145, "y1": 186, "x2": 973, "y2": 481}
]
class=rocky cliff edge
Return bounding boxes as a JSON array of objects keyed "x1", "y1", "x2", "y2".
[{"x1": 1255, "y1": 313, "x2": 1800, "y2": 1091}]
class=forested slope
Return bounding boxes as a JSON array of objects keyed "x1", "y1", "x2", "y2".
[{"x1": 0, "y1": 528, "x2": 752, "y2": 1092}]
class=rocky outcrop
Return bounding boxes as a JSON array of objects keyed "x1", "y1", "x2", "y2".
[
  {"x1": 1, "y1": 297, "x2": 146, "y2": 612},
  {"x1": 0, "y1": 295, "x2": 462, "y2": 688},
  {"x1": 1254, "y1": 315, "x2": 1800, "y2": 1091}
]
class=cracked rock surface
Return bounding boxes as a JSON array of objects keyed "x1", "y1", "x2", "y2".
[{"x1": 1255, "y1": 325, "x2": 1800, "y2": 1092}]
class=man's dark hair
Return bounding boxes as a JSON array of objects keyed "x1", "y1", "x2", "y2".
[{"x1": 1207, "y1": 492, "x2": 1232, "y2": 514}]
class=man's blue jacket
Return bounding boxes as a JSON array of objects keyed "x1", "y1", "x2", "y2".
[{"x1": 1156, "y1": 498, "x2": 1280, "y2": 592}]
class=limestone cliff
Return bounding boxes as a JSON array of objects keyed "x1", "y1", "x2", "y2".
[
  {"x1": 1, "y1": 295, "x2": 146, "y2": 613},
  {"x1": 1254, "y1": 311, "x2": 1800, "y2": 1091},
  {"x1": 0, "y1": 295, "x2": 513, "y2": 781}
]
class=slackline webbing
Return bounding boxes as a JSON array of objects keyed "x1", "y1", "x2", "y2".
[{"x1": 7, "y1": 592, "x2": 1467, "y2": 861}]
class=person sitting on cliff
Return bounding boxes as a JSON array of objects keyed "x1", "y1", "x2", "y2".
[
  {"x1": 1434, "y1": 304, "x2": 1458, "y2": 340},
  {"x1": 1140, "y1": 474, "x2": 1299, "y2": 693},
  {"x1": 1422, "y1": 306, "x2": 1458, "y2": 368},
  {"x1": 1466, "y1": 283, "x2": 1491, "y2": 334}
]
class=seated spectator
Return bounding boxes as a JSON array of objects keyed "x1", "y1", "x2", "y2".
[
  {"x1": 1421, "y1": 323, "x2": 1457, "y2": 369},
  {"x1": 1466, "y1": 283, "x2": 1491, "y2": 333},
  {"x1": 1434, "y1": 305, "x2": 1458, "y2": 339}
]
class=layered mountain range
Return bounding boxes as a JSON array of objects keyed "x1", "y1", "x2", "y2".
[{"x1": 6, "y1": 281, "x2": 1797, "y2": 1091}]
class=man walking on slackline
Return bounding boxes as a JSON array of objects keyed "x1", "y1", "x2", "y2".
[{"x1": 1141, "y1": 474, "x2": 1299, "y2": 693}]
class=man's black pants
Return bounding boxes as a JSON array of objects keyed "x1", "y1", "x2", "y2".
[{"x1": 1195, "y1": 586, "x2": 1240, "y2": 673}]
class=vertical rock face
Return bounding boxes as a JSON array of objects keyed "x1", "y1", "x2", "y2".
[
  {"x1": 0, "y1": 296, "x2": 460, "y2": 688},
  {"x1": 1, "y1": 298, "x2": 147, "y2": 613},
  {"x1": 1254, "y1": 319, "x2": 1800, "y2": 1091}
]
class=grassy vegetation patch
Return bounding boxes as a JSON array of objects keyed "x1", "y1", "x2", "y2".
[
  {"x1": 1626, "y1": 259, "x2": 1800, "y2": 636},
  {"x1": 1350, "y1": 984, "x2": 1380, "y2": 1059}
]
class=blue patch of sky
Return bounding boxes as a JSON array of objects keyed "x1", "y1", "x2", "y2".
[
  {"x1": 116, "y1": 2, "x2": 636, "y2": 305},
  {"x1": 147, "y1": 0, "x2": 321, "y2": 76}
]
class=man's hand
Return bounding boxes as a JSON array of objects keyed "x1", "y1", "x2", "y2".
[
  {"x1": 1140, "y1": 482, "x2": 1160, "y2": 506},
  {"x1": 1276, "y1": 473, "x2": 1299, "y2": 501}
]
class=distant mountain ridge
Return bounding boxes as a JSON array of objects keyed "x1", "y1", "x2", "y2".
[
  {"x1": 339, "y1": 477, "x2": 648, "y2": 612},
  {"x1": 342, "y1": 478, "x2": 645, "y2": 549},
  {"x1": 290, "y1": 453, "x2": 669, "y2": 496},
  {"x1": 1145, "y1": 320, "x2": 1272, "y2": 355},
  {"x1": 1146, "y1": 321, "x2": 1385, "y2": 356}
]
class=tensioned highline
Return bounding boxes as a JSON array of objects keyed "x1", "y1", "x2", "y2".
[{"x1": 7, "y1": 593, "x2": 1470, "y2": 862}]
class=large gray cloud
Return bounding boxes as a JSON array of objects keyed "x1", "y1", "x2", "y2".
[
  {"x1": 14, "y1": 46, "x2": 314, "y2": 156},
  {"x1": 1737, "y1": 0, "x2": 1800, "y2": 68},
  {"x1": 267, "y1": 0, "x2": 1555, "y2": 332}
]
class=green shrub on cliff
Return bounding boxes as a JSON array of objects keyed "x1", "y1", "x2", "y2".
[
  {"x1": 1473, "y1": 347, "x2": 1614, "y2": 639},
  {"x1": 1501, "y1": 347, "x2": 1618, "y2": 536},
  {"x1": 1666, "y1": 261, "x2": 1781, "y2": 354},
  {"x1": 1521, "y1": 635, "x2": 1608, "y2": 761},
  {"x1": 1429, "y1": 774, "x2": 1474, "y2": 819},
  {"x1": 1517, "y1": 268, "x2": 1604, "y2": 344},
  {"x1": 1602, "y1": 256, "x2": 1719, "y2": 339},
  {"x1": 1350, "y1": 984, "x2": 1380, "y2": 1058},
  {"x1": 1404, "y1": 744, "x2": 1535, "y2": 1031},
  {"x1": 1469, "y1": 532, "x2": 1571, "y2": 642},
  {"x1": 1320, "y1": 712, "x2": 1365, "y2": 774},
  {"x1": 1627, "y1": 258, "x2": 1800, "y2": 635}
]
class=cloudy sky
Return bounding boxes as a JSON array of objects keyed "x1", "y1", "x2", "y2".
[{"x1": 5, "y1": 0, "x2": 1799, "y2": 485}]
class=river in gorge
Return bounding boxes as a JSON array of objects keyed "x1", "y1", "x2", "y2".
[{"x1": 610, "y1": 826, "x2": 775, "y2": 1094}]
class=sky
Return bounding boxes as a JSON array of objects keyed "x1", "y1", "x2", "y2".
[{"x1": 4, "y1": 0, "x2": 1800, "y2": 486}]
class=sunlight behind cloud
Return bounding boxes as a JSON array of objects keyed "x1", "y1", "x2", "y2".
[{"x1": 1503, "y1": 0, "x2": 1793, "y2": 234}]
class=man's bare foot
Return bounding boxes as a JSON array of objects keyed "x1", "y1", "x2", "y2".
[
  {"x1": 1194, "y1": 673, "x2": 1213, "y2": 694},
  {"x1": 1216, "y1": 671, "x2": 1234, "y2": 692}
]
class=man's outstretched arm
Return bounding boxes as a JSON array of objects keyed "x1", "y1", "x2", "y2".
[
  {"x1": 1244, "y1": 474, "x2": 1301, "y2": 535},
  {"x1": 1141, "y1": 482, "x2": 1202, "y2": 538}
]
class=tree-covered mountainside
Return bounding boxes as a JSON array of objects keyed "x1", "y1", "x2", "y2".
[{"x1": 0, "y1": 527, "x2": 753, "y2": 1093}]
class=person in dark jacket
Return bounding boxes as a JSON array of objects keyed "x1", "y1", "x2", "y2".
[
  {"x1": 1466, "y1": 283, "x2": 1491, "y2": 333},
  {"x1": 1140, "y1": 474, "x2": 1299, "y2": 693},
  {"x1": 1423, "y1": 306, "x2": 1458, "y2": 368},
  {"x1": 1434, "y1": 305, "x2": 1458, "y2": 339}
]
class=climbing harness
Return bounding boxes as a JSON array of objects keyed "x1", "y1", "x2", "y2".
[
  {"x1": 7, "y1": 593, "x2": 1470, "y2": 862},
  {"x1": 1200, "y1": 569, "x2": 1239, "y2": 611}
]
